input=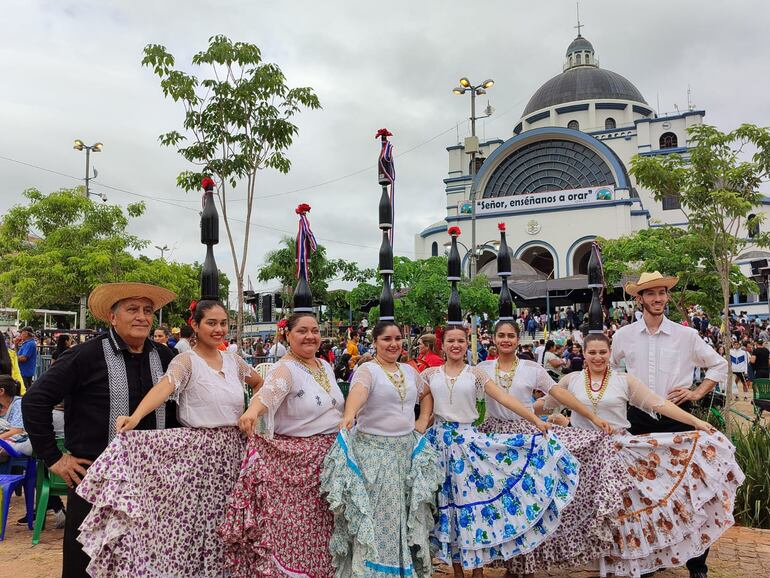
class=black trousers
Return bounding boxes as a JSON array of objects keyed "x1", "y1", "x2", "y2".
[
  {"x1": 62, "y1": 486, "x2": 92, "y2": 578},
  {"x1": 628, "y1": 404, "x2": 709, "y2": 575}
]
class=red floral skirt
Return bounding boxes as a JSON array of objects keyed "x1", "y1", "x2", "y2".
[{"x1": 218, "y1": 432, "x2": 337, "y2": 578}]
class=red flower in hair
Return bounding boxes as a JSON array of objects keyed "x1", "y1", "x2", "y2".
[
  {"x1": 277, "y1": 319, "x2": 288, "y2": 329},
  {"x1": 295, "y1": 203, "x2": 311, "y2": 215},
  {"x1": 498, "y1": 222, "x2": 506, "y2": 231},
  {"x1": 448, "y1": 226, "x2": 461, "y2": 237},
  {"x1": 201, "y1": 177, "x2": 215, "y2": 190},
  {"x1": 187, "y1": 300, "x2": 198, "y2": 326},
  {"x1": 375, "y1": 128, "x2": 393, "y2": 139}
]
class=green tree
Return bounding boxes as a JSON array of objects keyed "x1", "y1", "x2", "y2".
[
  {"x1": 0, "y1": 188, "x2": 229, "y2": 328},
  {"x1": 631, "y1": 123, "x2": 770, "y2": 425},
  {"x1": 599, "y1": 227, "x2": 757, "y2": 321},
  {"x1": 256, "y1": 236, "x2": 369, "y2": 313},
  {"x1": 142, "y1": 35, "x2": 321, "y2": 349}
]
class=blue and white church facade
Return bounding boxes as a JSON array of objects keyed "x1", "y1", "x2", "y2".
[{"x1": 415, "y1": 32, "x2": 770, "y2": 317}]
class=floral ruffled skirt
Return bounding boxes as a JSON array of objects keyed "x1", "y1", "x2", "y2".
[
  {"x1": 602, "y1": 430, "x2": 744, "y2": 577},
  {"x1": 218, "y1": 432, "x2": 337, "y2": 578},
  {"x1": 320, "y1": 430, "x2": 443, "y2": 577},
  {"x1": 76, "y1": 427, "x2": 246, "y2": 578},
  {"x1": 478, "y1": 418, "x2": 628, "y2": 574},
  {"x1": 427, "y1": 420, "x2": 579, "y2": 570}
]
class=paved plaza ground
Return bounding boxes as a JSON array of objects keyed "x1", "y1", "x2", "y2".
[{"x1": 3, "y1": 499, "x2": 769, "y2": 578}]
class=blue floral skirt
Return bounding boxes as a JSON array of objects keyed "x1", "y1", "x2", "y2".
[{"x1": 426, "y1": 420, "x2": 579, "y2": 570}]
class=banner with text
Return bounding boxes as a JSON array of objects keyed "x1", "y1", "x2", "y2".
[{"x1": 475, "y1": 186, "x2": 615, "y2": 216}]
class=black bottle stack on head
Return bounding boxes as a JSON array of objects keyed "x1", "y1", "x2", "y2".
[
  {"x1": 587, "y1": 242, "x2": 604, "y2": 333},
  {"x1": 200, "y1": 177, "x2": 220, "y2": 300},
  {"x1": 293, "y1": 203, "x2": 315, "y2": 313},
  {"x1": 497, "y1": 222, "x2": 514, "y2": 321},
  {"x1": 377, "y1": 129, "x2": 395, "y2": 321},
  {"x1": 447, "y1": 226, "x2": 463, "y2": 326}
]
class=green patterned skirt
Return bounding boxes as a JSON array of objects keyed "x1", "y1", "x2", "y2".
[{"x1": 321, "y1": 429, "x2": 443, "y2": 577}]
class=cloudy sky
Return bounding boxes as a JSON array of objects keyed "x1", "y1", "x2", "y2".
[{"x1": 3, "y1": 0, "x2": 769, "y2": 299}]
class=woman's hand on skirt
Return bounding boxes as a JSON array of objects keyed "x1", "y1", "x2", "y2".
[
  {"x1": 238, "y1": 407, "x2": 260, "y2": 435},
  {"x1": 115, "y1": 415, "x2": 139, "y2": 433},
  {"x1": 591, "y1": 415, "x2": 614, "y2": 435},
  {"x1": 339, "y1": 415, "x2": 355, "y2": 431},
  {"x1": 532, "y1": 419, "x2": 550, "y2": 434},
  {"x1": 414, "y1": 418, "x2": 429, "y2": 434},
  {"x1": 693, "y1": 418, "x2": 717, "y2": 435}
]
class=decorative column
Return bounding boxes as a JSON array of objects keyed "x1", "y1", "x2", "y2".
[
  {"x1": 447, "y1": 226, "x2": 463, "y2": 325},
  {"x1": 200, "y1": 177, "x2": 219, "y2": 300},
  {"x1": 376, "y1": 128, "x2": 395, "y2": 321},
  {"x1": 497, "y1": 222, "x2": 514, "y2": 320},
  {"x1": 587, "y1": 242, "x2": 604, "y2": 333}
]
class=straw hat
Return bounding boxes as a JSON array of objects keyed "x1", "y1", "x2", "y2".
[
  {"x1": 624, "y1": 271, "x2": 679, "y2": 297},
  {"x1": 88, "y1": 283, "x2": 177, "y2": 322}
]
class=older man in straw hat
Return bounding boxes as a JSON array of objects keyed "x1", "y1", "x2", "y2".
[
  {"x1": 610, "y1": 271, "x2": 726, "y2": 578},
  {"x1": 23, "y1": 282, "x2": 177, "y2": 578}
]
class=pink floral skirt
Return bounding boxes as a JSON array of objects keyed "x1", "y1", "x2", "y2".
[
  {"x1": 76, "y1": 427, "x2": 246, "y2": 578},
  {"x1": 218, "y1": 432, "x2": 337, "y2": 578}
]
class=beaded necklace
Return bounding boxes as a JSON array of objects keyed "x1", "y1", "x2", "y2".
[
  {"x1": 289, "y1": 354, "x2": 332, "y2": 393},
  {"x1": 374, "y1": 357, "x2": 408, "y2": 409},
  {"x1": 443, "y1": 365, "x2": 466, "y2": 404},
  {"x1": 494, "y1": 357, "x2": 519, "y2": 391},
  {"x1": 583, "y1": 366, "x2": 611, "y2": 414}
]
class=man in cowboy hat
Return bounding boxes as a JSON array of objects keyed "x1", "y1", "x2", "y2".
[
  {"x1": 23, "y1": 282, "x2": 178, "y2": 578},
  {"x1": 610, "y1": 271, "x2": 726, "y2": 578}
]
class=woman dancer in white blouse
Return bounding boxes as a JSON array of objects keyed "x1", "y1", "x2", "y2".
[
  {"x1": 322, "y1": 320, "x2": 443, "y2": 577},
  {"x1": 76, "y1": 300, "x2": 264, "y2": 578},
  {"x1": 221, "y1": 312, "x2": 345, "y2": 578},
  {"x1": 477, "y1": 319, "x2": 630, "y2": 578},
  {"x1": 425, "y1": 325, "x2": 610, "y2": 578},
  {"x1": 545, "y1": 333, "x2": 743, "y2": 577}
]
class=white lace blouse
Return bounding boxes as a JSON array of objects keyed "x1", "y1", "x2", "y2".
[
  {"x1": 548, "y1": 370, "x2": 666, "y2": 431},
  {"x1": 423, "y1": 365, "x2": 490, "y2": 423},
  {"x1": 256, "y1": 358, "x2": 344, "y2": 438},
  {"x1": 165, "y1": 350, "x2": 253, "y2": 428},
  {"x1": 351, "y1": 361, "x2": 423, "y2": 436},
  {"x1": 477, "y1": 359, "x2": 554, "y2": 420}
]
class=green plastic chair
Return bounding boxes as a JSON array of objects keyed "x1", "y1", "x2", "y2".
[
  {"x1": 752, "y1": 377, "x2": 770, "y2": 421},
  {"x1": 32, "y1": 438, "x2": 69, "y2": 545},
  {"x1": 337, "y1": 381, "x2": 351, "y2": 399}
]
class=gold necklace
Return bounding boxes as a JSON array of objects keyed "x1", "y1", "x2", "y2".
[
  {"x1": 444, "y1": 365, "x2": 465, "y2": 404},
  {"x1": 374, "y1": 357, "x2": 408, "y2": 409},
  {"x1": 583, "y1": 367, "x2": 611, "y2": 414},
  {"x1": 290, "y1": 354, "x2": 332, "y2": 393},
  {"x1": 494, "y1": 358, "x2": 519, "y2": 391}
]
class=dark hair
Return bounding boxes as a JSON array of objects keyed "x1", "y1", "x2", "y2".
[
  {"x1": 418, "y1": 333, "x2": 439, "y2": 354},
  {"x1": 583, "y1": 333, "x2": 611, "y2": 348},
  {"x1": 20, "y1": 326, "x2": 34, "y2": 335},
  {"x1": 0, "y1": 374, "x2": 20, "y2": 398},
  {"x1": 544, "y1": 339, "x2": 555, "y2": 351},
  {"x1": 286, "y1": 312, "x2": 317, "y2": 332},
  {"x1": 0, "y1": 338, "x2": 11, "y2": 376},
  {"x1": 493, "y1": 320, "x2": 519, "y2": 336},
  {"x1": 193, "y1": 300, "x2": 228, "y2": 324},
  {"x1": 372, "y1": 320, "x2": 399, "y2": 341},
  {"x1": 155, "y1": 325, "x2": 171, "y2": 337},
  {"x1": 180, "y1": 325, "x2": 194, "y2": 338},
  {"x1": 52, "y1": 334, "x2": 71, "y2": 361}
]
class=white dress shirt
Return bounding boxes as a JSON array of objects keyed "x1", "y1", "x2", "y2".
[{"x1": 610, "y1": 316, "x2": 727, "y2": 398}]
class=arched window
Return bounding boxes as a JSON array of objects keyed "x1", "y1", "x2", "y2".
[
  {"x1": 576, "y1": 54, "x2": 582, "y2": 65},
  {"x1": 659, "y1": 132, "x2": 678, "y2": 149},
  {"x1": 431, "y1": 241, "x2": 438, "y2": 257},
  {"x1": 605, "y1": 117, "x2": 616, "y2": 130},
  {"x1": 567, "y1": 120, "x2": 580, "y2": 130}
]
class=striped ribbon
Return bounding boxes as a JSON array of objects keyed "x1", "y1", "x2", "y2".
[
  {"x1": 296, "y1": 210, "x2": 318, "y2": 280},
  {"x1": 379, "y1": 139, "x2": 396, "y2": 243}
]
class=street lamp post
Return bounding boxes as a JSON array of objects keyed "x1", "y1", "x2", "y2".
[
  {"x1": 73, "y1": 140, "x2": 104, "y2": 199},
  {"x1": 73, "y1": 139, "x2": 104, "y2": 329},
  {"x1": 453, "y1": 78, "x2": 494, "y2": 363}
]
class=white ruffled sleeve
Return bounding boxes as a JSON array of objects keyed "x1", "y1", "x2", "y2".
[
  {"x1": 351, "y1": 362, "x2": 375, "y2": 391},
  {"x1": 164, "y1": 352, "x2": 194, "y2": 402},
  {"x1": 255, "y1": 362, "x2": 293, "y2": 439},
  {"x1": 401, "y1": 363, "x2": 425, "y2": 398},
  {"x1": 534, "y1": 364, "x2": 556, "y2": 394},
  {"x1": 541, "y1": 375, "x2": 569, "y2": 412},
  {"x1": 471, "y1": 366, "x2": 491, "y2": 399},
  {"x1": 627, "y1": 375, "x2": 666, "y2": 415},
  {"x1": 421, "y1": 367, "x2": 440, "y2": 394},
  {"x1": 233, "y1": 354, "x2": 254, "y2": 382}
]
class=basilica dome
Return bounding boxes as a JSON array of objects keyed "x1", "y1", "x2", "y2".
[{"x1": 521, "y1": 34, "x2": 647, "y2": 117}]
